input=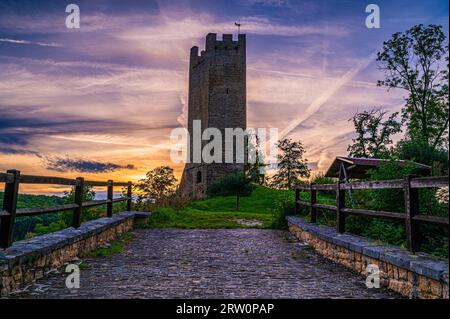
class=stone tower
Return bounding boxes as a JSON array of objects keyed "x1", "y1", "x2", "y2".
[{"x1": 180, "y1": 33, "x2": 246, "y2": 199}]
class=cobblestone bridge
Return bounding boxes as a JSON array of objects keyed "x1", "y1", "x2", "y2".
[{"x1": 10, "y1": 229, "x2": 400, "y2": 298}]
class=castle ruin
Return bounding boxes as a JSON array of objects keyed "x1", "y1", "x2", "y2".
[{"x1": 179, "y1": 33, "x2": 247, "y2": 199}]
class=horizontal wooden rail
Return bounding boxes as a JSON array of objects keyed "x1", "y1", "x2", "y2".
[
  {"x1": 112, "y1": 197, "x2": 129, "y2": 203},
  {"x1": 84, "y1": 180, "x2": 109, "y2": 187},
  {"x1": 297, "y1": 176, "x2": 448, "y2": 191},
  {"x1": 314, "y1": 204, "x2": 337, "y2": 211},
  {"x1": 82, "y1": 200, "x2": 109, "y2": 208},
  {"x1": 12, "y1": 176, "x2": 132, "y2": 188},
  {"x1": 299, "y1": 201, "x2": 337, "y2": 211},
  {"x1": 339, "y1": 179, "x2": 404, "y2": 190},
  {"x1": 412, "y1": 214, "x2": 449, "y2": 225},
  {"x1": 0, "y1": 172, "x2": 14, "y2": 183},
  {"x1": 81, "y1": 197, "x2": 128, "y2": 208},
  {"x1": 112, "y1": 182, "x2": 130, "y2": 187},
  {"x1": 16, "y1": 204, "x2": 79, "y2": 217},
  {"x1": 312, "y1": 184, "x2": 335, "y2": 191},
  {"x1": 294, "y1": 174, "x2": 449, "y2": 254},
  {"x1": 0, "y1": 169, "x2": 133, "y2": 249},
  {"x1": 340, "y1": 208, "x2": 405, "y2": 221},
  {"x1": 19, "y1": 175, "x2": 78, "y2": 186},
  {"x1": 84, "y1": 180, "x2": 130, "y2": 187},
  {"x1": 410, "y1": 176, "x2": 449, "y2": 189}
]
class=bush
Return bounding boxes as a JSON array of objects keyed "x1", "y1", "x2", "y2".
[
  {"x1": 270, "y1": 192, "x2": 295, "y2": 229},
  {"x1": 311, "y1": 171, "x2": 335, "y2": 185},
  {"x1": 208, "y1": 173, "x2": 255, "y2": 210},
  {"x1": 311, "y1": 171, "x2": 335, "y2": 196},
  {"x1": 137, "y1": 191, "x2": 190, "y2": 212},
  {"x1": 395, "y1": 139, "x2": 449, "y2": 174}
]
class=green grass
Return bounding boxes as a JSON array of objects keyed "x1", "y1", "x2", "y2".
[
  {"x1": 188, "y1": 185, "x2": 293, "y2": 213},
  {"x1": 145, "y1": 185, "x2": 294, "y2": 229},
  {"x1": 88, "y1": 232, "x2": 134, "y2": 257},
  {"x1": 143, "y1": 185, "x2": 337, "y2": 229}
]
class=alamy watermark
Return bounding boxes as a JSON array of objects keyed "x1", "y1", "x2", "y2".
[
  {"x1": 65, "y1": 4, "x2": 80, "y2": 29},
  {"x1": 170, "y1": 121, "x2": 280, "y2": 172},
  {"x1": 365, "y1": 264, "x2": 380, "y2": 289},
  {"x1": 65, "y1": 264, "x2": 80, "y2": 289},
  {"x1": 365, "y1": 4, "x2": 380, "y2": 29}
]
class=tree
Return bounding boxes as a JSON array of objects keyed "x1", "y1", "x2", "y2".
[
  {"x1": 270, "y1": 138, "x2": 310, "y2": 189},
  {"x1": 394, "y1": 139, "x2": 449, "y2": 175},
  {"x1": 208, "y1": 173, "x2": 255, "y2": 210},
  {"x1": 246, "y1": 133, "x2": 267, "y2": 185},
  {"x1": 134, "y1": 166, "x2": 177, "y2": 203},
  {"x1": 377, "y1": 24, "x2": 449, "y2": 149},
  {"x1": 347, "y1": 109, "x2": 402, "y2": 158}
]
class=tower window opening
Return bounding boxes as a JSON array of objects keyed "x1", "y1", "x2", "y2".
[
  {"x1": 226, "y1": 88, "x2": 229, "y2": 94},
  {"x1": 196, "y1": 171, "x2": 202, "y2": 183}
]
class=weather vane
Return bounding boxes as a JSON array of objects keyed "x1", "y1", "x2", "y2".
[{"x1": 235, "y1": 21, "x2": 242, "y2": 34}]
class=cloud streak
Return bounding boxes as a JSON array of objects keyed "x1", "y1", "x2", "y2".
[
  {"x1": 279, "y1": 53, "x2": 377, "y2": 139},
  {"x1": 0, "y1": 38, "x2": 61, "y2": 47},
  {"x1": 44, "y1": 157, "x2": 135, "y2": 173}
]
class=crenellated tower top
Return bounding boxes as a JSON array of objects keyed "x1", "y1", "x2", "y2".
[{"x1": 190, "y1": 33, "x2": 246, "y2": 67}]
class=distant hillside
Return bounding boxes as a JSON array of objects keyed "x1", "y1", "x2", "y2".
[
  {"x1": 0, "y1": 192, "x2": 65, "y2": 209},
  {"x1": 0, "y1": 192, "x2": 65, "y2": 240}
]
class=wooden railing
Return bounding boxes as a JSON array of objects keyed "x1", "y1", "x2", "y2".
[
  {"x1": 0, "y1": 169, "x2": 132, "y2": 249},
  {"x1": 294, "y1": 175, "x2": 449, "y2": 253}
]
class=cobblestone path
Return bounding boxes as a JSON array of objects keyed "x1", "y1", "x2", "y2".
[{"x1": 10, "y1": 229, "x2": 400, "y2": 298}]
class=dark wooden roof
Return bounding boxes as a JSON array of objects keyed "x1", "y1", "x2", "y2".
[{"x1": 325, "y1": 156, "x2": 431, "y2": 179}]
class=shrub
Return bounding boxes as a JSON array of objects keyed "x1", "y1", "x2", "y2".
[
  {"x1": 137, "y1": 191, "x2": 190, "y2": 212},
  {"x1": 270, "y1": 192, "x2": 295, "y2": 229},
  {"x1": 311, "y1": 171, "x2": 335, "y2": 196},
  {"x1": 311, "y1": 171, "x2": 335, "y2": 185},
  {"x1": 208, "y1": 173, "x2": 255, "y2": 210}
]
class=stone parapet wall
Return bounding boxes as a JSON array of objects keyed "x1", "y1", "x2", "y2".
[
  {"x1": 0, "y1": 211, "x2": 148, "y2": 296},
  {"x1": 287, "y1": 216, "x2": 449, "y2": 299}
]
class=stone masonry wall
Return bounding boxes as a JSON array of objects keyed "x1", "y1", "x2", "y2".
[
  {"x1": 287, "y1": 216, "x2": 449, "y2": 299},
  {"x1": 0, "y1": 212, "x2": 140, "y2": 296}
]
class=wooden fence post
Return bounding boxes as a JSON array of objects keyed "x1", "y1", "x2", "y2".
[
  {"x1": 127, "y1": 182, "x2": 132, "y2": 211},
  {"x1": 295, "y1": 187, "x2": 300, "y2": 215},
  {"x1": 404, "y1": 174, "x2": 420, "y2": 253},
  {"x1": 0, "y1": 169, "x2": 20, "y2": 249},
  {"x1": 310, "y1": 183, "x2": 317, "y2": 223},
  {"x1": 336, "y1": 180, "x2": 346, "y2": 233},
  {"x1": 72, "y1": 177, "x2": 84, "y2": 228},
  {"x1": 107, "y1": 180, "x2": 113, "y2": 217}
]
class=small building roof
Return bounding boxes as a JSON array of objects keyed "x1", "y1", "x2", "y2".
[{"x1": 324, "y1": 156, "x2": 431, "y2": 179}]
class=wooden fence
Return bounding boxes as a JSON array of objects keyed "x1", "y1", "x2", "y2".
[
  {"x1": 0, "y1": 169, "x2": 132, "y2": 249},
  {"x1": 295, "y1": 175, "x2": 449, "y2": 253}
]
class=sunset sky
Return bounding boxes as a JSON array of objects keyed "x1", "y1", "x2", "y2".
[{"x1": 0, "y1": 0, "x2": 448, "y2": 195}]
